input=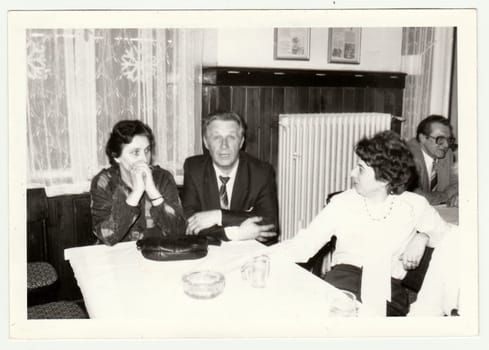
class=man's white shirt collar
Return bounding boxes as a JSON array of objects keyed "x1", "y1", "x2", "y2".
[
  {"x1": 421, "y1": 148, "x2": 436, "y2": 176},
  {"x1": 213, "y1": 160, "x2": 239, "y2": 206}
]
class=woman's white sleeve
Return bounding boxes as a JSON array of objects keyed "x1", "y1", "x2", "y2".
[
  {"x1": 414, "y1": 198, "x2": 453, "y2": 247},
  {"x1": 268, "y1": 200, "x2": 339, "y2": 263}
]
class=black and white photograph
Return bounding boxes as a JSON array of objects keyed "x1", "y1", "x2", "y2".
[
  {"x1": 274, "y1": 27, "x2": 311, "y2": 60},
  {"x1": 5, "y1": 6, "x2": 482, "y2": 344},
  {"x1": 328, "y1": 27, "x2": 362, "y2": 64}
]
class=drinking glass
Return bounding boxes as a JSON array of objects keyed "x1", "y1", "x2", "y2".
[
  {"x1": 241, "y1": 255, "x2": 270, "y2": 288},
  {"x1": 328, "y1": 290, "x2": 359, "y2": 317}
]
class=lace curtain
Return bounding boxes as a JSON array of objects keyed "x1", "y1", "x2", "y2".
[
  {"x1": 401, "y1": 27, "x2": 454, "y2": 139},
  {"x1": 26, "y1": 28, "x2": 203, "y2": 196}
]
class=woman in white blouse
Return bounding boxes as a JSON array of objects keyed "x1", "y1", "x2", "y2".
[{"x1": 270, "y1": 130, "x2": 453, "y2": 316}]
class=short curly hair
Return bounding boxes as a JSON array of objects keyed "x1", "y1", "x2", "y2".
[
  {"x1": 105, "y1": 120, "x2": 155, "y2": 166},
  {"x1": 355, "y1": 130, "x2": 416, "y2": 195}
]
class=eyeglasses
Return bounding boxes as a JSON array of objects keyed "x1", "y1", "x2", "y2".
[{"x1": 428, "y1": 135, "x2": 456, "y2": 146}]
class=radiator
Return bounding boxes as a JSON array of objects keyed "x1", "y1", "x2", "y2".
[{"x1": 277, "y1": 113, "x2": 392, "y2": 241}]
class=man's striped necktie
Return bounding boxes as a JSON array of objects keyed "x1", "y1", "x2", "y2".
[
  {"x1": 219, "y1": 176, "x2": 230, "y2": 209},
  {"x1": 430, "y1": 160, "x2": 438, "y2": 191}
]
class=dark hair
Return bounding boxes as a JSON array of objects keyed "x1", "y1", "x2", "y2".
[
  {"x1": 105, "y1": 120, "x2": 155, "y2": 166},
  {"x1": 355, "y1": 130, "x2": 416, "y2": 195},
  {"x1": 202, "y1": 111, "x2": 247, "y2": 139},
  {"x1": 416, "y1": 115, "x2": 452, "y2": 141}
]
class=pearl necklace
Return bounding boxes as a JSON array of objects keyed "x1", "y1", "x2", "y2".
[{"x1": 363, "y1": 196, "x2": 395, "y2": 221}]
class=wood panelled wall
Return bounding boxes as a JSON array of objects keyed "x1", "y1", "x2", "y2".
[
  {"x1": 202, "y1": 67, "x2": 406, "y2": 171},
  {"x1": 45, "y1": 193, "x2": 95, "y2": 301}
]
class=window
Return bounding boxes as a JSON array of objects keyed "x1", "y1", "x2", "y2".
[{"x1": 26, "y1": 28, "x2": 203, "y2": 196}]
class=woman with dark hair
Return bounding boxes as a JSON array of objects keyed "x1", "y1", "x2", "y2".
[
  {"x1": 90, "y1": 120, "x2": 186, "y2": 246},
  {"x1": 270, "y1": 130, "x2": 454, "y2": 316}
]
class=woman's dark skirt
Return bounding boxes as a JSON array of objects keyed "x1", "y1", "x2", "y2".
[{"x1": 323, "y1": 264, "x2": 410, "y2": 316}]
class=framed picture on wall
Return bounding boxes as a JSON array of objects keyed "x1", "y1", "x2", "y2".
[
  {"x1": 328, "y1": 28, "x2": 362, "y2": 64},
  {"x1": 274, "y1": 28, "x2": 311, "y2": 60}
]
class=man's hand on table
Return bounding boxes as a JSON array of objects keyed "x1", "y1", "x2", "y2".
[
  {"x1": 447, "y1": 193, "x2": 459, "y2": 208},
  {"x1": 235, "y1": 217, "x2": 277, "y2": 241},
  {"x1": 186, "y1": 210, "x2": 221, "y2": 234}
]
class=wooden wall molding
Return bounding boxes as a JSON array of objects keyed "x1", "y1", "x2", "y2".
[{"x1": 203, "y1": 67, "x2": 406, "y2": 89}]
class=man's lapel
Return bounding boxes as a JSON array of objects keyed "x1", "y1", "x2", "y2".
[
  {"x1": 230, "y1": 153, "x2": 249, "y2": 210},
  {"x1": 434, "y1": 152, "x2": 450, "y2": 189},
  {"x1": 414, "y1": 143, "x2": 431, "y2": 191},
  {"x1": 203, "y1": 157, "x2": 221, "y2": 209}
]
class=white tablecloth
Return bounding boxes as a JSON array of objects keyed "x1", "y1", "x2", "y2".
[{"x1": 65, "y1": 240, "x2": 354, "y2": 334}]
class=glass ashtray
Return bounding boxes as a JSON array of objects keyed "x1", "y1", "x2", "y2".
[{"x1": 182, "y1": 270, "x2": 225, "y2": 299}]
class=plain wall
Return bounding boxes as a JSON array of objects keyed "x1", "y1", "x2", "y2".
[{"x1": 203, "y1": 27, "x2": 403, "y2": 72}]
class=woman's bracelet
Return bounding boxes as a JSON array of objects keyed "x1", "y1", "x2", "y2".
[{"x1": 150, "y1": 195, "x2": 163, "y2": 202}]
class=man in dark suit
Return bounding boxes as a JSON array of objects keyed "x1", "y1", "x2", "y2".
[
  {"x1": 182, "y1": 111, "x2": 278, "y2": 243},
  {"x1": 407, "y1": 115, "x2": 458, "y2": 207},
  {"x1": 402, "y1": 115, "x2": 458, "y2": 296}
]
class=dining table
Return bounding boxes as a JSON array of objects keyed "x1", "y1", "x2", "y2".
[
  {"x1": 434, "y1": 204, "x2": 458, "y2": 225},
  {"x1": 63, "y1": 204, "x2": 461, "y2": 336},
  {"x1": 64, "y1": 239, "x2": 361, "y2": 336}
]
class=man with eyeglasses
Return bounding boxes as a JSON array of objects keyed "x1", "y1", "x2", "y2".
[
  {"x1": 407, "y1": 115, "x2": 458, "y2": 207},
  {"x1": 401, "y1": 115, "x2": 458, "y2": 301}
]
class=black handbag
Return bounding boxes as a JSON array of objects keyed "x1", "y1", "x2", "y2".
[{"x1": 136, "y1": 236, "x2": 209, "y2": 261}]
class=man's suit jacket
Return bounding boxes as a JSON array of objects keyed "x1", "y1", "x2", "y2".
[
  {"x1": 407, "y1": 138, "x2": 458, "y2": 205},
  {"x1": 182, "y1": 151, "x2": 279, "y2": 242}
]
